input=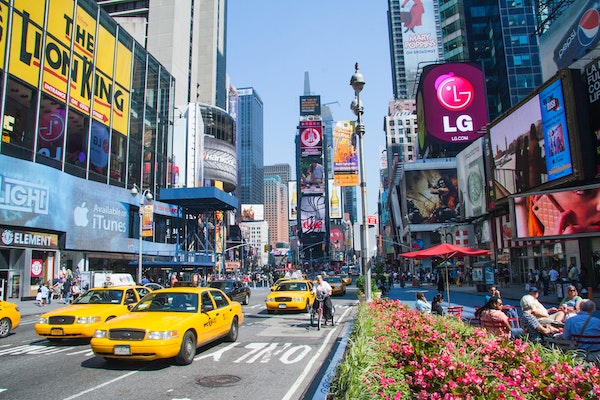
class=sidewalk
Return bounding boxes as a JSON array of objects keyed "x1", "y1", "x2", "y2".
[{"x1": 6, "y1": 298, "x2": 68, "y2": 317}]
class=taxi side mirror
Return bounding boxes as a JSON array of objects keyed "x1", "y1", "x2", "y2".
[{"x1": 201, "y1": 304, "x2": 214, "y2": 313}]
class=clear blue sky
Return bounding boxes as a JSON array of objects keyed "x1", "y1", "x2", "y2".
[{"x1": 227, "y1": 0, "x2": 393, "y2": 217}]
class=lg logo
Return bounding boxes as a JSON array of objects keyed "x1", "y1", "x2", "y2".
[{"x1": 435, "y1": 73, "x2": 475, "y2": 135}]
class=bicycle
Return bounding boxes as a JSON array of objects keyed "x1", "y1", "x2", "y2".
[{"x1": 310, "y1": 294, "x2": 334, "y2": 330}]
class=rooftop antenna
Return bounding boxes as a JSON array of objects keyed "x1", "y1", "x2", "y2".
[{"x1": 304, "y1": 71, "x2": 310, "y2": 95}]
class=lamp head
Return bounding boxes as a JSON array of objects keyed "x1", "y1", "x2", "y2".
[
  {"x1": 130, "y1": 184, "x2": 139, "y2": 197},
  {"x1": 350, "y1": 63, "x2": 365, "y2": 94}
]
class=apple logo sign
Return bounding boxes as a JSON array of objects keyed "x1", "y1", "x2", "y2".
[{"x1": 74, "y1": 203, "x2": 90, "y2": 227}]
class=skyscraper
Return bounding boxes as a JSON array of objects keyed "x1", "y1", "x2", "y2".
[
  {"x1": 387, "y1": 0, "x2": 444, "y2": 99},
  {"x1": 237, "y1": 87, "x2": 264, "y2": 204},
  {"x1": 264, "y1": 175, "x2": 289, "y2": 247},
  {"x1": 96, "y1": 0, "x2": 228, "y2": 109}
]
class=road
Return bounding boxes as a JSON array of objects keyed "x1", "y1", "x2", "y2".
[{"x1": 0, "y1": 286, "x2": 359, "y2": 400}]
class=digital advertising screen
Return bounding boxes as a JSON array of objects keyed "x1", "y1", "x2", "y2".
[
  {"x1": 513, "y1": 183, "x2": 600, "y2": 239},
  {"x1": 489, "y1": 76, "x2": 574, "y2": 200},
  {"x1": 404, "y1": 168, "x2": 459, "y2": 224}
]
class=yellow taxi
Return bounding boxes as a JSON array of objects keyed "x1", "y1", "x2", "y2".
[
  {"x1": 324, "y1": 276, "x2": 346, "y2": 296},
  {"x1": 35, "y1": 285, "x2": 151, "y2": 341},
  {"x1": 339, "y1": 274, "x2": 352, "y2": 286},
  {"x1": 0, "y1": 300, "x2": 21, "y2": 338},
  {"x1": 91, "y1": 287, "x2": 244, "y2": 365},
  {"x1": 270, "y1": 277, "x2": 291, "y2": 291},
  {"x1": 265, "y1": 279, "x2": 315, "y2": 313}
]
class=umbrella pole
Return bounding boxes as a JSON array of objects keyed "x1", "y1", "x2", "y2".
[{"x1": 445, "y1": 262, "x2": 450, "y2": 307}]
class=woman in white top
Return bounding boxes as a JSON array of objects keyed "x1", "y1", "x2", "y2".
[{"x1": 415, "y1": 291, "x2": 431, "y2": 313}]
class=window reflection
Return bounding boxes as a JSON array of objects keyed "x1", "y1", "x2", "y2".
[
  {"x1": 3, "y1": 78, "x2": 36, "y2": 161},
  {"x1": 64, "y1": 109, "x2": 89, "y2": 178}
]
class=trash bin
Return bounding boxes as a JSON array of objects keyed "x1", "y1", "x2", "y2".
[{"x1": 556, "y1": 279, "x2": 571, "y2": 301}]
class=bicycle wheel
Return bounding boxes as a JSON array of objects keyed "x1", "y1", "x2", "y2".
[{"x1": 317, "y1": 306, "x2": 322, "y2": 330}]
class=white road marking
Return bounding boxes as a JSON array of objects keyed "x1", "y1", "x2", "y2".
[
  {"x1": 281, "y1": 305, "x2": 354, "y2": 400},
  {"x1": 62, "y1": 370, "x2": 139, "y2": 400}
]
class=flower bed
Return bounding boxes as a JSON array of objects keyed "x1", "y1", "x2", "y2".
[{"x1": 329, "y1": 298, "x2": 600, "y2": 399}]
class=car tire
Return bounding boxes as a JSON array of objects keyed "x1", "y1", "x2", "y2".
[
  {"x1": 225, "y1": 317, "x2": 239, "y2": 342},
  {"x1": 0, "y1": 317, "x2": 11, "y2": 338},
  {"x1": 175, "y1": 330, "x2": 196, "y2": 365},
  {"x1": 243, "y1": 294, "x2": 249, "y2": 305},
  {"x1": 304, "y1": 301, "x2": 311, "y2": 313}
]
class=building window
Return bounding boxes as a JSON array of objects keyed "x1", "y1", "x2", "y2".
[{"x1": 3, "y1": 78, "x2": 37, "y2": 162}]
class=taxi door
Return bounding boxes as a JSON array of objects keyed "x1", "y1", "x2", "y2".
[
  {"x1": 198, "y1": 291, "x2": 219, "y2": 345},
  {"x1": 209, "y1": 289, "x2": 234, "y2": 337}
]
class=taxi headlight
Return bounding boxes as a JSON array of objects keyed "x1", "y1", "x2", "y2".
[
  {"x1": 76, "y1": 316, "x2": 102, "y2": 324},
  {"x1": 147, "y1": 331, "x2": 179, "y2": 340},
  {"x1": 93, "y1": 330, "x2": 107, "y2": 338},
  {"x1": 38, "y1": 317, "x2": 48, "y2": 324}
]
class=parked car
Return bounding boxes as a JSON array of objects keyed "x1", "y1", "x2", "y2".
[
  {"x1": 208, "y1": 279, "x2": 251, "y2": 305},
  {"x1": 324, "y1": 276, "x2": 346, "y2": 296},
  {"x1": 265, "y1": 279, "x2": 315, "y2": 313},
  {"x1": 35, "y1": 285, "x2": 151, "y2": 341},
  {"x1": 0, "y1": 300, "x2": 21, "y2": 338},
  {"x1": 90, "y1": 287, "x2": 244, "y2": 365}
]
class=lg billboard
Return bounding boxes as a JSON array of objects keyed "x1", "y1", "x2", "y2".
[{"x1": 417, "y1": 63, "x2": 488, "y2": 152}]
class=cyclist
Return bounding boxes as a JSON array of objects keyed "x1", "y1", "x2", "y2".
[{"x1": 312, "y1": 275, "x2": 333, "y2": 324}]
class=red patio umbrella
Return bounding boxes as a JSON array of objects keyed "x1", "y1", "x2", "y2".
[{"x1": 399, "y1": 243, "x2": 491, "y2": 305}]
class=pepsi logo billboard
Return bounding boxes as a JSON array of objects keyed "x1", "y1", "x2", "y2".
[
  {"x1": 554, "y1": 3, "x2": 600, "y2": 69},
  {"x1": 420, "y1": 63, "x2": 487, "y2": 143}
]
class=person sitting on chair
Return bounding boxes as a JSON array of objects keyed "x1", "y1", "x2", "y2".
[{"x1": 562, "y1": 300, "x2": 600, "y2": 354}]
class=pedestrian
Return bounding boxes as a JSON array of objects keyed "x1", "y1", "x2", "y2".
[
  {"x1": 431, "y1": 293, "x2": 445, "y2": 316},
  {"x1": 415, "y1": 292, "x2": 431, "y2": 313},
  {"x1": 549, "y1": 266, "x2": 559, "y2": 293},
  {"x1": 35, "y1": 285, "x2": 44, "y2": 306},
  {"x1": 41, "y1": 282, "x2": 50, "y2": 306},
  {"x1": 63, "y1": 274, "x2": 72, "y2": 304},
  {"x1": 70, "y1": 280, "x2": 82, "y2": 303},
  {"x1": 436, "y1": 273, "x2": 445, "y2": 293}
]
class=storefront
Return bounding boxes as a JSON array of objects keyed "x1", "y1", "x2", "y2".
[{"x1": 0, "y1": 227, "x2": 61, "y2": 300}]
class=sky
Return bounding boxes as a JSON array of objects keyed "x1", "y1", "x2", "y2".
[{"x1": 227, "y1": 0, "x2": 394, "y2": 217}]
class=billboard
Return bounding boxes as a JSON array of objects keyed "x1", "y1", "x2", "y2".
[
  {"x1": 300, "y1": 195, "x2": 326, "y2": 234},
  {"x1": 584, "y1": 57, "x2": 600, "y2": 177},
  {"x1": 513, "y1": 183, "x2": 600, "y2": 239},
  {"x1": 418, "y1": 63, "x2": 487, "y2": 145},
  {"x1": 540, "y1": 1, "x2": 600, "y2": 81},
  {"x1": 405, "y1": 168, "x2": 459, "y2": 224},
  {"x1": 456, "y1": 138, "x2": 486, "y2": 218},
  {"x1": 400, "y1": 0, "x2": 441, "y2": 97},
  {"x1": 241, "y1": 204, "x2": 264, "y2": 222},
  {"x1": 300, "y1": 95, "x2": 321, "y2": 116},
  {"x1": 328, "y1": 179, "x2": 342, "y2": 219},
  {"x1": 7, "y1": 1, "x2": 133, "y2": 132},
  {"x1": 332, "y1": 120, "x2": 359, "y2": 186},
  {"x1": 289, "y1": 181, "x2": 297, "y2": 220},
  {"x1": 489, "y1": 74, "x2": 575, "y2": 200},
  {"x1": 299, "y1": 120, "x2": 323, "y2": 156},
  {"x1": 299, "y1": 155, "x2": 325, "y2": 195}
]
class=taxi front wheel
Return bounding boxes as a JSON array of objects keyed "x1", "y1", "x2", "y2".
[{"x1": 175, "y1": 331, "x2": 197, "y2": 365}]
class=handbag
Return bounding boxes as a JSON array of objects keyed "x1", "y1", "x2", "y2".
[{"x1": 546, "y1": 315, "x2": 592, "y2": 351}]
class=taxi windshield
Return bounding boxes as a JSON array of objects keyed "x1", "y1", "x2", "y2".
[
  {"x1": 277, "y1": 282, "x2": 307, "y2": 291},
  {"x1": 132, "y1": 292, "x2": 198, "y2": 313},
  {"x1": 74, "y1": 289, "x2": 124, "y2": 304}
]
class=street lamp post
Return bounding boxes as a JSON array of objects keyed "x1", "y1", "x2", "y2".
[
  {"x1": 350, "y1": 63, "x2": 371, "y2": 301},
  {"x1": 131, "y1": 184, "x2": 153, "y2": 284}
]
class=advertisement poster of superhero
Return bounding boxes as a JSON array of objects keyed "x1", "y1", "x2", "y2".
[
  {"x1": 332, "y1": 121, "x2": 359, "y2": 186},
  {"x1": 400, "y1": 0, "x2": 442, "y2": 97},
  {"x1": 300, "y1": 196, "x2": 326, "y2": 234},
  {"x1": 404, "y1": 169, "x2": 460, "y2": 224},
  {"x1": 300, "y1": 155, "x2": 325, "y2": 195}
]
